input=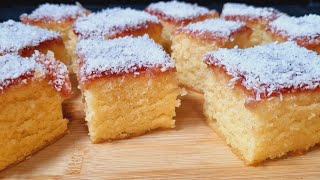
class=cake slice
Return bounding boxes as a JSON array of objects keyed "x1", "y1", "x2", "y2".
[
  {"x1": 221, "y1": 3, "x2": 283, "y2": 46},
  {"x1": 171, "y1": 19, "x2": 252, "y2": 92},
  {"x1": 20, "y1": 3, "x2": 89, "y2": 58},
  {"x1": 72, "y1": 8, "x2": 162, "y2": 45},
  {"x1": 145, "y1": 0, "x2": 219, "y2": 52},
  {"x1": 71, "y1": 8, "x2": 162, "y2": 66},
  {"x1": 76, "y1": 35, "x2": 179, "y2": 143},
  {"x1": 0, "y1": 20, "x2": 69, "y2": 66},
  {"x1": 20, "y1": 3, "x2": 88, "y2": 42},
  {"x1": 266, "y1": 14, "x2": 320, "y2": 54},
  {"x1": 203, "y1": 42, "x2": 320, "y2": 165},
  {"x1": 0, "y1": 51, "x2": 71, "y2": 171}
]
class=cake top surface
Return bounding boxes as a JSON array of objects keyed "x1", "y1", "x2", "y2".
[
  {"x1": 221, "y1": 3, "x2": 280, "y2": 21},
  {"x1": 179, "y1": 19, "x2": 246, "y2": 40},
  {"x1": 268, "y1": 14, "x2": 320, "y2": 42},
  {"x1": 0, "y1": 20, "x2": 60, "y2": 54},
  {"x1": 76, "y1": 35, "x2": 174, "y2": 82},
  {"x1": 21, "y1": 3, "x2": 87, "y2": 21},
  {"x1": 205, "y1": 42, "x2": 320, "y2": 101},
  {"x1": 73, "y1": 8, "x2": 159, "y2": 39},
  {"x1": 0, "y1": 51, "x2": 71, "y2": 96},
  {"x1": 146, "y1": 1, "x2": 210, "y2": 22}
]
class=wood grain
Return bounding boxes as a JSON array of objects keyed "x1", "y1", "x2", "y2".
[{"x1": 1, "y1": 76, "x2": 320, "y2": 179}]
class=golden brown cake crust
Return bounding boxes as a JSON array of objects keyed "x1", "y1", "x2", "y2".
[
  {"x1": 81, "y1": 68, "x2": 176, "y2": 90},
  {"x1": 145, "y1": 1, "x2": 219, "y2": 26},
  {"x1": 174, "y1": 19, "x2": 252, "y2": 46},
  {"x1": 0, "y1": 52, "x2": 72, "y2": 97},
  {"x1": 208, "y1": 66, "x2": 320, "y2": 110},
  {"x1": 145, "y1": 9, "x2": 219, "y2": 26},
  {"x1": 76, "y1": 36, "x2": 175, "y2": 88},
  {"x1": 103, "y1": 22, "x2": 163, "y2": 45},
  {"x1": 204, "y1": 42, "x2": 320, "y2": 104},
  {"x1": 72, "y1": 8, "x2": 160, "y2": 39},
  {"x1": 221, "y1": 3, "x2": 282, "y2": 24},
  {"x1": 20, "y1": 3, "x2": 88, "y2": 23},
  {"x1": 265, "y1": 15, "x2": 320, "y2": 54}
]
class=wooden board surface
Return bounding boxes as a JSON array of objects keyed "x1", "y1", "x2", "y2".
[{"x1": 2, "y1": 76, "x2": 320, "y2": 179}]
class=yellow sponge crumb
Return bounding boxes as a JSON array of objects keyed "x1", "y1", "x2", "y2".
[
  {"x1": 83, "y1": 72, "x2": 179, "y2": 143},
  {"x1": 0, "y1": 81, "x2": 68, "y2": 170}
]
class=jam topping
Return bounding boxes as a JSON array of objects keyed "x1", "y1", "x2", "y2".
[
  {"x1": 0, "y1": 51, "x2": 71, "y2": 97},
  {"x1": 73, "y1": 8, "x2": 159, "y2": 39},
  {"x1": 177, "y1": 19, "x2": 247, "y2": 41},
  {"x1": 205, "y1": 42, "x2": 320, "y2": 101},
  {"x1": 267, "y1": 14, "x2": 320, "y2": 44},
  {"x1": 221, "y1": 3, "x2": 281, "y2": 22},
  {"x1": 76, "y1": 35, "x2": 174, "y2": 83},
  {"x1": 146, "y1": 1, "x2": 211, "y2": 24},
  {"x1": 0, "y1": 20, "x2": 60, "y2": 54},
  {"x1": 20, "y1": 3, "x2": 87, "y2": 22}
]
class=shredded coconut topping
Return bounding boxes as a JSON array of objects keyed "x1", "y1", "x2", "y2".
[
  {"x1": 180, "y1": 19, "x2": 246, "y2": 39},
  {"x1": 76, "y1": 35, "x2": 174, "y2": 82},
  {"x1": 73, "y1": 8, "x2": 159, "y2": 39},
  {"x1": 221, "y1": 3, "x2": 280, "y2": 21},
  {"x1": 21, "y1": 3, "x2": 87, "y2": 21},
  {"x1": 268, "y1": 14, "x2": 320, "y2": 42},
  {"x1": 205, "y1": 42, "x2": 320, "y2": 101},
  {"x1": 0, "y1": 20, "x2": 60, "y2": 54},
  {"x1": 146, "y1": 1, "x2": 209, "y2": 21},
  {"x1": 0, "y1": 52, "x2": 71, "y2": 96}
]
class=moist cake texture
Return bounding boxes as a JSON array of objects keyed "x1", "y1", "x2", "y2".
[
  {"x1": 0, "y1": 52, "x2": 71, "y2": 170},
  {"x1": 266, "y1": 14, "x2": 320, "y2": 53},
  {"x1": 171, "y1": 19, "x2": 252, "y2": 91},
  {"x1": 0, "y1": 20, "x2": 69, "y2": 65},
  {"x1": 203, "y1": 42, "x2": 320, "y2": 164},
  {"x1": 76, "y1": 35, "x2": 179, "y2": 143},
  {"x1": 145, "y1": 1, "x2": 219, "y2": 52},
  {"x1": 221, "y1": 3, "x2": 282, "y2": 46}
]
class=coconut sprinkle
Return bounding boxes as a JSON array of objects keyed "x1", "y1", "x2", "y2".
[
  {"x1": 146, "y1": 1, "x2": 210, "y2": 22},
  {"x1": 76, "y1": 35, "x2": 174, "y2": 82},
  {"x1": 179, "y1": 19, "x2": 246, "y2": 40},
  {"x1": 205, "y1": 42, "x2": 320, "y2": 101},
  {"x1": 0, "y1": 52, "x2": 71, "y2": 96},
  {"x1": 221, "y1": 3, "x2": 281, "y2": 21},
  {"x1": 73, "y1": 8, "x2": 159, "y2": 39},
  {"x1": 0, "y1": 20, "x2": 60, "y2": 54},
  {"x1": 21, "y1": 3, "x2": 87, "y2": 21},
  {"x1": 268, "y1": 14, "x2": 320, "y2": 42}
]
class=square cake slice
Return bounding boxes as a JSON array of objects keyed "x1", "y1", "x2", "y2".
[
  {"x1": 20, "y1": 3, "x2": 89, "y2": 58},
  {"x1": 71, "y1": 8, "x2": 162, "y2": 65},
  {"x1": 145, "y1": 0, "x2": 219, "y2": 52},
  {"x1": 266, "y1": 14, "x2": 320, "y2": 54},
  {"x1": 0, "y1": 20, "x2": 70, "y2": 66},
  {"x1": 221, "y1": 3, "x2": 283, "y2": 46},
  {"x1": 171, "y1": 19, "x2": 252, "y2": 92},
  {"x1": 76, "y1": 35, "x2": 179, "y2": 143},
  {"x1": 203, "y1": 42, "x2": 320, "y2": 165},
  {"x1": 0, "y1": 51, "x2": 71, "y2": 171}
]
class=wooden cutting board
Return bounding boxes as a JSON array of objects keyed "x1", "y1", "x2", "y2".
[{"x1": 1, "y1": 76, "x2": 320, "y2": 179}]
